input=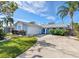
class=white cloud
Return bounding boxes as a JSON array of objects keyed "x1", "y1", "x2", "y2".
[
  {"x1": 15, "y1": 1, "x2": 48, "y2": 16},
  {"x1": 15, "y1": 1, "x2": 55, "y2": 22},
  {"x1": 46, "y1": 16, "x2": 55, "y2": 21},
  {"x1": 13, "y1": 17, "x2": 30, "y2": 23}
]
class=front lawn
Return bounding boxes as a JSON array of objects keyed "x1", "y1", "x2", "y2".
[{"x1": 0, "y1": 36, "x2": 37, "y2": 58}]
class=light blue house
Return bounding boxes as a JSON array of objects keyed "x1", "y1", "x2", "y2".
[
  {"x1": 14, "y1": 21, "x2": 68, "y2": 36},
  {"x1": 15, "y1": 21, "x2": 42, "y2": 36}
]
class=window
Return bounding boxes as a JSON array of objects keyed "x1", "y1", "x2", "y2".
[{"x1": 16, "y1": 25, "x2": 21, "y2": 30}]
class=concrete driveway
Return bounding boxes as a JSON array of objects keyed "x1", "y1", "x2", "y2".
[{"x1": 17, "y1": 35, "x2": 79, "y2": 58}]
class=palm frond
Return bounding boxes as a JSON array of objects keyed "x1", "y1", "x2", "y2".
[
  {"x1": 57, "y1": 10, "x2": 63, "y2": 15},
  {"x1": 58, "y1": 6, "x2": 68, "y2": 10}
]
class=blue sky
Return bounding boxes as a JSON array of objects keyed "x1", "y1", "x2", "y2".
[{"x1": 1, "y1": 1, "x2": 79, "y2": 25}]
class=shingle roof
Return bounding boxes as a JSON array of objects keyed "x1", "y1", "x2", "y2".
[
  {"x1": 15, "y1": 21, "x2": 27, "y2": 25},
  {"x1": 15, "y1": 21, "x2": 68, "y2": 28},
  {"x1": 15, "y1": 21, "x2": 42, "y2": 27},
  {"x1": 41, "y1": 24, "x2": 68, "y2": 28}
]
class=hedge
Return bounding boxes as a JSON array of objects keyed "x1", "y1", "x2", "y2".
[
  {"x1": 12, "y1": 30, "x2": 26, "y2": 35},
  {"x1": 0, "y1": 29, "x2": 6, "y2": 40},
  {"x1": 49, "y1": 29, "x2": 70, "y2": 36}
]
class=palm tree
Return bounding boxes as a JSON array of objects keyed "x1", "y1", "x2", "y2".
[
  {"x1": 57, "y1": 7, "x2": 68, "y2": 29},
  {"x1": 57, "y1": 1, "x2": 79, "y2": 35}
]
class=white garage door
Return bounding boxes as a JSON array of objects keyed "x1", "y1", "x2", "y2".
[{"x1": 27, "y1": 26, "x2": 42, "y2": 36}]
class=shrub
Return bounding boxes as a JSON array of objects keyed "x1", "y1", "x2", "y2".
[
  {"x1": 73, "y1": 23, "x2": 79, "y2": 36},
  {"x1": 19, "y1": 30, "x2": 26, "y2": 35},
  {"x1": 49, "y1": 29, "x2": 69, "y2": 36},
  {"x1": 65, "y1": 29, "x2": 70, "y2": 35},
  {"x1": 12, "y1": 30, "x2": 26, "y2": 35},
  {"x1": 0, "y1": 29, "x2": 6, "y2": 40}
]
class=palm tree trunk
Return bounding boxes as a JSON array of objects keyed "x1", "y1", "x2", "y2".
[
  {"x1": 71, "y1": 16, "x2": 74, "y2": 30},
  {"x1": 9, "y1": 23, "x2": 12, "y2": 33},
  {"x1": 5, "y1": 16, "x2": 9, "y2": 27},
  {"x1": 62, "y1": 19, "x2": 65, "y2": 29},
  {"x1": 70, "y1": 17, "x2": 74, "y2": 35}
]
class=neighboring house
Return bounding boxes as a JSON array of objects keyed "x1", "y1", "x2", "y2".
[{"x1": 14, "y1": 21, "x2": 69, "y2": 36}]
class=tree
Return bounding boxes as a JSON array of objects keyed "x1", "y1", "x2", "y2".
[
  {"x1": 7, "y1": 17, "x2": 14, "y2": 27},
  {"x1": 1, "y1": 1, "x2": 18, "y2": 16},
  {"x1": 0, "y1": 20, "x2": 5, "y2": 40},
  {"x1": 0, "y1": 1, "x2": 6, "y2": 13},
  {"x1": 1, "y1": 17, "x2": 8, "y2": 27},
  {"x1": 57, "y1": 1, "x2": 79, "y2": 35},
  {"x1": 73, "y1": 23, "x2": 79, "y2": 36},
  {"x1": 57, "y1": 6, "x2": 68, "y2": 29},
  {"x1": 1, "y1": 1, "x2": 18, "y2": 24},
  {"x1": 0, "y1": 1, "x2": 18, "y2": 32},
  {"x1": 0, "y1": 20, "x2": 3, "y2": 29},
  {"x1": 1, "y1": 17, "x2": 14, "y2": 27}
]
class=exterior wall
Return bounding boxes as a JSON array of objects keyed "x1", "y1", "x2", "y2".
[
  {"x1": 15, "y1": 23, "x2": 27, "y2": 35},
  {"x1": 15, "y1": 23, "x2": 23, "y2": 30},
  {"x1": 15, "y1": 23, "x2": 42, "y2": 36},
  {"x1": 22, "y1": 25, "x2": 27, "y2": 35},
  {"x1": 15, "y1": 22, "x2": 68, "y2": 36},
  {"x1": 15, "y1": 23, "x2": 27, "y2": 30},
  {"x1": 27, "y1": 26, "x2": 42, "y2": 36}
]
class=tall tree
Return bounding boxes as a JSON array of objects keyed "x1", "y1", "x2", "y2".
[
  {"x1": 1, "y1": 1, "x2": 18, "y2": 24},
  {"x1": 7, "y1": 17, "x2": 14, "y2": 27},
  {"x1": 0, "y1": 1, "x2": 6, "y2": 14},
  {"x1": 57, "y1": 7, "x2": 68, "y2": 29},
  {"x1": 57, "y1": 1, "x2": 79, "y2": 35},
  {"x1": 0, "y1": 2, "x2": 18, "y2": 15},
  {"x1": 0, "y1": 20, "x2": 3, "y2": 29},
  {"x1": 0, "y1": 1, "x2": 18, "y2": 32}
]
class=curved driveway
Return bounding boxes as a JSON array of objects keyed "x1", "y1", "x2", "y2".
[{"x1": 17, "y1": 35, "x2": 79, "y2": 58}]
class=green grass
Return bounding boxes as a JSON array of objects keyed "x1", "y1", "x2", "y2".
[{"x1": 0, "y1": 36, "x2": 37, "y2": 58}]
